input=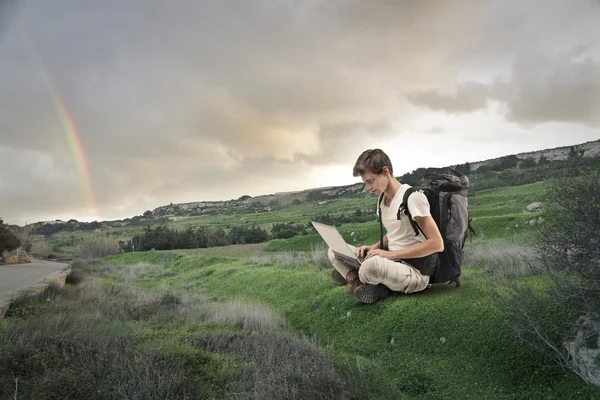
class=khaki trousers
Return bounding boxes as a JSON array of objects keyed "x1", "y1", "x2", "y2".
[{"x1": 328, "y1": 245, "x2": 430, "y2": 294}]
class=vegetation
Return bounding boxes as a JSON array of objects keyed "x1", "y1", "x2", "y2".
[
  {"x1": 119, "y1": 224, "x2": 270, "y2": 253},
  {"x1": 79, "y1": 234, "x2": 120, "y2": 258},
  {"x1": 4, "y1": 151, "x2": 600, "y2": 397},
  {"x1": 0, "y1": 218, "x2": 21, "y2": 255},
  {"x1": 94, "y1": 239, "x2": 599, "y2": 399},
  {"x1": 498, "y1": 172, "x2": 600, "y2": 383},
  {"x1": 0, "y1": 260, "x2": 392, "y2": 399}
]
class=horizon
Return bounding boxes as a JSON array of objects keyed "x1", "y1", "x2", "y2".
[
  {"x1": 2, "y1": 1, "x2": 599, "y2": 226},
  {"x1": 7, "y1": 137, "x2": 597, "y2": 227}
]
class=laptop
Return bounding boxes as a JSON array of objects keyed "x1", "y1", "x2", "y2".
[{"x1": 311, "y1": 221, "x2": 365, "y2": 268}]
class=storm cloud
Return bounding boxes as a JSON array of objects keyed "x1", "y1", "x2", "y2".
[{"x1": 1, "y1": 0, "x2": 599, "y2": 224}]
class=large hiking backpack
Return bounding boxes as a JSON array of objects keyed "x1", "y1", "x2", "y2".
[{"x1": 377, "y1": 167, "x2": 473, "y2": 288}]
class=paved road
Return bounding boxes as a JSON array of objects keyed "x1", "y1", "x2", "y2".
[{"x1": 0, "y1": 259, "x2": 68, "y2": 304}]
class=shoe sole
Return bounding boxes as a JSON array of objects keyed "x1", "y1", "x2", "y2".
[{"x1": 355, "y1": 284, "x2": 391, "y2": 304}]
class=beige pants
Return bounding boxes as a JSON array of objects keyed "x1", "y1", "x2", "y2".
[{"x1": 328, "y1": 245, "x2": 430, "y2": 294}]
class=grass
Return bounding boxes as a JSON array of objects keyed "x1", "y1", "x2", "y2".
[
  {"x1": 7, "y1": 180, "x2": 599, "y2": 398},
  {"x1": 103, "y1": 240, "x2": 600, "y2": 399},
  {"x1": 0, "y1": 259, "x2": 394, "y2": 399},
  {"x1": 29, "y1": 180, "x2": 547, "y2": 259}
]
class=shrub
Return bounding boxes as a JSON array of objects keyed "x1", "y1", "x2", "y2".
[
  {"x1": 0, "y1": 218, "x2": 20, "y2": 254},
  {"x1": 271, "y1": 222, "x2": 305, "y2": 239},
  {"x1": 30, "y1": 240, "x2": 52, "y2": 257},
  {"x1": 535, "y1": 172, "x2": 600, "y2": 310},
  {"x1": 498, "y1": 171, "x2": 600, "y2": 384},
  {"x1": 80, "y1": 234, "x2": 120, "y2": 258}
]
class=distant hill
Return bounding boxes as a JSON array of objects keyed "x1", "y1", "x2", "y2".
[
  {"x1": 469, "y1": 139, "x2": 600, "y2": 171},
  {"x1": 16, "y1": 139, "x2": 600, "y2": 233}
]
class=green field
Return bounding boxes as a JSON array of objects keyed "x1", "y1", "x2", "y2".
[{"x1": 4, "y1": 180, "x2": 599, "y2": 399}]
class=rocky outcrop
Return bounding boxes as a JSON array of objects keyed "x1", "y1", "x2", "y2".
[
  {"x1": 564, "y1": 314, "x2": 600, "y2": 387},
  {"x1": 470, "y1": 139, "x2": 600, "y2": 171},
  {"x1": 1, "y1": 248, "x2": 31, "y2": 264}
]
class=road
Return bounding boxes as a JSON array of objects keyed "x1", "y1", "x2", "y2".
[{"x1": 0, "y1": 259, "x2": 69, "y2": 304}]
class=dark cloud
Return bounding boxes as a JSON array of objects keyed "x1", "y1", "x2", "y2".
[
  {"x1": 501, "y1": 53, "x2": 600, "y2": 127},
  {"x1": 1, "y1": 0, "x2": 599, "y2": 224},
  {"x1": 406, "y1": 52, "x2": 600, "y2": 127}
]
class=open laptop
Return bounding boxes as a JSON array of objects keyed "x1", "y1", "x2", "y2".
[{"x1": 311, "y1": 221, "x2": 365, "y2": 268}]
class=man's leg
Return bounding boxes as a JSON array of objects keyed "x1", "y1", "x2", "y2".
[
  {"x1": 327, "y1": 247, "x2": 354, "y2": 280},
  {"x1": 327, "y1": 246, "x2": 361, "y2": 294},
  {"x1": 358, "y1": 257, "x2": 430, "y2": 294}
]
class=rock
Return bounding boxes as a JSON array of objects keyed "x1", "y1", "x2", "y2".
[
  {"x1": 1, "y1": 248, "x2": 31, "y2": 264},
  {"x1": 527, "y1": 202, "x2": 543, "y2": 212},
  {"x1": 528, "y1": 219, "x2": 537, "y2": 226},
  {"x1": 563, "y1": 314, "x2": 600, "y2": 387}
]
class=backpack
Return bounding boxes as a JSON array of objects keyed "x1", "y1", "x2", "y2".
[{"x1": 377, "y1": 167, "x2": 473, "y2": 288}]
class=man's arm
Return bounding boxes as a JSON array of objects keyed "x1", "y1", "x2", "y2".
[
  {"x1": 365, "y1": 216, "x2": 443, "y2": 260},
  {"x1": 389, "y1": 215, "x2": 443, "y2": 259}
]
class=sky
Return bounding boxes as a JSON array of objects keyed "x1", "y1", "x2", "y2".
[{"x1": 1, "y1": 0, "x2": 599, "y2": 225}]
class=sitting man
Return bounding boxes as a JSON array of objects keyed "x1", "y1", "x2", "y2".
[{"x1": 328, "y1": 149, "x2": 443, "y2": 303}]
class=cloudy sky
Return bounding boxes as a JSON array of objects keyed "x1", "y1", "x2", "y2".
[{"x1": 1, "y1": 0, "x2": 599, "y2": 225}]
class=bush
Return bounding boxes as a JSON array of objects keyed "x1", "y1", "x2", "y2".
[
  {"x1": 80, "y1": 234, "x2": 120, "y2": 258},
  {"x1": 499, "y1": 172, "x2": 600, "y2": 384},
  {"x1": 0, "y1": 218, "x2": 20, "y2": 254},
  {"x1": 30, "y1": 240, "x2": 53, "y2": 257},
  {"x1": 532, "y1": 172, "x2": 600, "y2": 317},
  {"x1": 271, "y1": 222, "x2": 306, "y2": 239}
]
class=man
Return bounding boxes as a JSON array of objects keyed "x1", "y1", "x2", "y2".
[{"x1": 328, "y1": 149, "x2": 444, "y2": 303}]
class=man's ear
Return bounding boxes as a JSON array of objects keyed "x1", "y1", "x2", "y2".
[{"x1": 382, "y1": 166, "x2": 390, "y2": 176}]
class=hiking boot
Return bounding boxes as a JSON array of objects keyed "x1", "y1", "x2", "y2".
[
  {"x1": 346, "y1": 278, "x2": 361, "y2": 296},
  {"x1": 331, "y1": 270, "x2": 347, "y2": 286},
  {"x1": 354, "y1": 283, "x2": 391, "y2": 304}
]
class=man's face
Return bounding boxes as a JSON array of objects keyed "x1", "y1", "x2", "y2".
[{"x1": 361, "y1": 168, "x2": 387, "y2": 195}]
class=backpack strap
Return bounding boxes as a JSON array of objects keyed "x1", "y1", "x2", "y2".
[
  {"x1": 399, "y1": 188, "x2": 426, "y2": 237},
  {"x1": 440, "y1": 193, "x2": 453, "y2": 236},
  {"x1": 377, "y1": 193, "x2": 386, "y2": 250}
]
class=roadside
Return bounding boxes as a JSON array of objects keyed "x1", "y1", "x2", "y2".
[{"x1": 0, "y1": 258, "x2": 69, "y2": 319}]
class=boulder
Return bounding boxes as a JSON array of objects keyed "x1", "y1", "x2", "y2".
[
  {"x1": 564, "y1": 314, "x2": 600, "y2": 387},
  {"x1": 1, "y1": 248, "x2": 31, "y2": 264},
  {"x1": 527, "y1": 202, "x2": 543, "y2": 212}
]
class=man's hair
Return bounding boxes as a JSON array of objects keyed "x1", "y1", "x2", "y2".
[{"x1": 352, "y1": 149, "x2": 393, "y2": 177}]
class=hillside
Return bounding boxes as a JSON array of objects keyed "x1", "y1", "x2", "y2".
[
  {"x1": 137, "y1": 139, "x2": 600, "y2": 219},
  {"x1": 13, "y1": 139, "x2": 600, "y2": 235}
]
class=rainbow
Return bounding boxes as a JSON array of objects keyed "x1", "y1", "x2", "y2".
[
  {"x1": 50, "y1": 90, "x2": 100, "y2": 218},
  {"x1": 24, "y1": 33, "x2": 99, "y2": 218}
]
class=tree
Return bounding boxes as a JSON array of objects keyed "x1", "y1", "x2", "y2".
[{"x1": 0, "y1": 218, "x2": 21, "y2": 254}]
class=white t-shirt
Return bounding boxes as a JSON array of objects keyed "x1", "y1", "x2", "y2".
[{"x1": 377, "y1": 184, "x2": 431, "y2": 251}]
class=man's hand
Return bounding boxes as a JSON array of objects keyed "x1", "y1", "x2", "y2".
[
  {"x1": 364, "y1": 248, "x2": 393, "y2": 260},
  {"x1": 355, "y1": 245, "x2": 373, "y2": 258}
]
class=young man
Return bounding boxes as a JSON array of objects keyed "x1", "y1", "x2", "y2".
[{"x1": 328, "y1": 149, "x2": 444, "y2": 303}]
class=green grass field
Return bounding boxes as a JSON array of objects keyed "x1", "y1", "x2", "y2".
[
  {"x1": 6, "y1": 181, "x2": 598, "y2": 398},
  {"x1": 99, "y1": 241, "x2": 599, "y2": 399}
]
